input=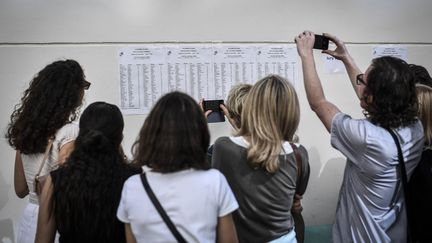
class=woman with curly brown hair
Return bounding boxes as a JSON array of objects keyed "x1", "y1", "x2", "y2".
[{"x1": 6, "y1": 59, "x2": 90, "y2": 243}]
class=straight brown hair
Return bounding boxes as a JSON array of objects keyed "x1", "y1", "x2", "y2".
[{"x1": 132, "y1": 92, "x2": 210, "y2": 172}]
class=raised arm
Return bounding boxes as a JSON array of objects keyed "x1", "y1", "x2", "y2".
[
  {"x1": 295, "y1": 31, "x2": 340, "y2": 132},
  {"x1": 322, "y1": 33, "x2": 363, "y2": 99}
]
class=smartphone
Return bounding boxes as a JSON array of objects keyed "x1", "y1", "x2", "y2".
[
  {"x1": 203, "y1": 99, "x2": 225, "y2": 123},
  {"x1": 313, "y1": 34, "x2": 330, "y2": 50}
]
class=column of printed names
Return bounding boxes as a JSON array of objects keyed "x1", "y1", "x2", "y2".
[{"x1": 119, "y1": 44, "x2": 298, "y2": 115}]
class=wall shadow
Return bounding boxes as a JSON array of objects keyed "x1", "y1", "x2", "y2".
[
  {"x1": 302, "y1": 146, "x2": 346, "y2": 226},
  {"x1": 0, "y1": 219, "x2": 14, "y2": 243}
]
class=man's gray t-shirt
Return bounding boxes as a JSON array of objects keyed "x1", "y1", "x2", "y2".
[
  {"x1": 212, "y1": 136, "x2": 310, "y2": 243},
  {"x1": 331, "y1": 113, "x2": 424, "y2": 243}
]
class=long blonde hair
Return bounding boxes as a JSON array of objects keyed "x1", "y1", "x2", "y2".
[
  {"x1": 238, "y1": 75, "x2": 300, "y2": 173},
  {"x1": 416, "y1": 84, "x2": 432, "y2": 147}
]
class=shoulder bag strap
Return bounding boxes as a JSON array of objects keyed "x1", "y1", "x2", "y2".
[
  {"x1": 289, "y1": 143, "x2": 305, "y2": 243},
  {"x1": 289, "y1": 143, "x2": 302, "y2": 188},
  {"x1": 140, "y1": 173, "x2": 187, "y2": 243},
  {"x1": 385, "y1": 128, "x2": 412, "y2": 243},
  {"x1": 35, "y1": 139, "x2": 54, "y2": 179}
]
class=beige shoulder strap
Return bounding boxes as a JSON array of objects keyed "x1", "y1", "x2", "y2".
[{"x1": 35, "y1": 139, "x2": 54, "y2": 177}]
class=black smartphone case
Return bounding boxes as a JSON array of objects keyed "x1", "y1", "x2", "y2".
[
  {"x1": 204, "y1": 100, "x2": 225, "y2": 123},
  {"x1": 313, "y1": 35, "x2": 329, "y2": 50}
]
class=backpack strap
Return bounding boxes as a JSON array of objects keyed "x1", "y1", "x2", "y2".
[
  {"x1": 385, "y1": 128, "x2": 412, "y2": 243},
  {"x1": 140, "y1": 173, "x2": 187, "y2": 243}
]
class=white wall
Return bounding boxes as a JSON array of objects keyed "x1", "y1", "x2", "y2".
[{"x1": 1, "y1": 0, "x2": 432, "y2": 241}]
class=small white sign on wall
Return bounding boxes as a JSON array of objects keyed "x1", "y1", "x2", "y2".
[
  {"x1": 372, "y1": 45, "x2": 408, "y2": 61},
  {"x1": 323, "y1": 55, "x2": 345, "y2": 74}
]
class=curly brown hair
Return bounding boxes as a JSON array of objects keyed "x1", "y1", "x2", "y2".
[
  {"x1": 6, "y1": 59, "x2": 88, "y2": 154},
  {"x1": 364, "y1": 56, "x2": 418, "y2": 128}
]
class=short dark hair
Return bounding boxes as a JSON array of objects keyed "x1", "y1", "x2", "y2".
[
  {"x1": 365, "y1": 56, "x2": 418, "y2": 128},
  {"x1": 132, "y1": 92, "x2": 210, "y2": 172}
]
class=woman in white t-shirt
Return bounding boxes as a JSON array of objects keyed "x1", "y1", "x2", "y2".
[
  {"x1": 5, "y1": 59, "x2": 90, "y2": 243},
  {"x1": 117, "y1": 91, "x2": 239, "y2": 243}
]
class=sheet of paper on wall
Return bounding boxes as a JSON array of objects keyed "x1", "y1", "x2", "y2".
[
  {"x1": 212, "y1": 44, "x2": 256, "y2": 99},
  {"x1": 372, "y1": 45, "x2": 408, "y2": 61},
  {"x1": 256, "y1": 44, "x2": 298, "y2": 88},
  {"x1": 323, "y1": 55, "x2": 346, "y2": 74},
  {"x1": 118, "y1": 46, "x2": 166, "y2": 115},
  {"x1": 165, "y1": 44, "x2": 214, "y2": 101},
  {"x1": 118, "y1": 44, "x2": 299, "y2": 115}
]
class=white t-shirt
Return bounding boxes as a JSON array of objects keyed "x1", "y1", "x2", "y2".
[
  {"x1": 21, "y1": 123, "x2": 79, "y2": 204},
  {"x1": 117, "y1": 167, "x2": 239, "y2": 243}
]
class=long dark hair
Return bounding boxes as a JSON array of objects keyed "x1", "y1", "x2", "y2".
[
  {"x1": 365, "y1": 56, "x2": 418, "y2": 128},
  {"x1": 53, "y1": 102, "x2": 131, "y2": 242},
  {"x1": 132, "y1": 91, "x2": 210, "y2": 173},
  {"x1": 6, "y1": 59, "x2": 88, "y2": 154}
]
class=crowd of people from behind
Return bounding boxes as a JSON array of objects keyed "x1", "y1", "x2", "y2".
[{"x1": 6, "y1": 31, "x2": 432, "y2": 243}]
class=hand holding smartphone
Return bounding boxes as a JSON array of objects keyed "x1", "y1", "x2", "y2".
[
  {"x1": 313, "y1": 34, "x2": 330, "y2": 50},
  {"x1": 203, "y1": 99, "x2": 225, "y2": 123}
]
